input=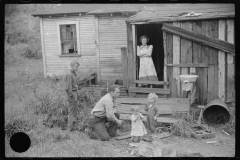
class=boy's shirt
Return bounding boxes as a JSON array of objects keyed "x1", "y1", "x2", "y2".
[{"x1": 65, "y1": 69, "x2": 78, "y2": 97}]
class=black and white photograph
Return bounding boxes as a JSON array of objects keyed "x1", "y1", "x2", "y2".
[{"x1": 5, "y1": 3, "x2": 235, "y2": 157}]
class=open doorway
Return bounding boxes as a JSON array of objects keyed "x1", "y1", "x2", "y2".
[{"x1": 136, "y1": 24, "x2": 164, "y2": 87}]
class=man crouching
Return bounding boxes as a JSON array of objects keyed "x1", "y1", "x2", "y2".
[{"x1": 86, "y1": 85, "x2": 122, "y2": 141}]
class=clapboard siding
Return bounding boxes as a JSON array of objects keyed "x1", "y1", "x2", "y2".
[
  {"x1": 42, "y1": 15, "x2": 97, "y2": 77},
  {"x1": 165, "y1": 19, "x2": 234, "y2": 105},
  {"x1": 98, "y1": 16, "x2": 128, "y2": 85}
]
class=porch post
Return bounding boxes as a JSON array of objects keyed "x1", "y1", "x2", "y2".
[{"x1": 126, "y1": 22, "x2": 136, "y2": 97}]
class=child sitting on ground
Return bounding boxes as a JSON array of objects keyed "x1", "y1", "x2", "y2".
[
  {"x1": 144, "y1": 93, "x2": 160, "y2": 135},
  {"x1": 130, "y1": 105, "x2": 147, "y2": 142}
]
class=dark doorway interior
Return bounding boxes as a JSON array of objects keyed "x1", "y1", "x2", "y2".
[{"x1": 136, "y1": 24, "x2": 164, "y2": 83}]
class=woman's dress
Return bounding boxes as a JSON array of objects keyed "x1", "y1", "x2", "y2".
[{"x1": 137, "y1": 45, "x2": 158, "y2": 81}]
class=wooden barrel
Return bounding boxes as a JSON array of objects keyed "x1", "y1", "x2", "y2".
[{"x1": 202, "y1": 99, "x2": 231, "y2": 126}]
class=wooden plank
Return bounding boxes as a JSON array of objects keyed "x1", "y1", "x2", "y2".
[
  {"x1": 166, "y1": 26, "x2": 173, "y2": 97},
  {"x1": 171, "y1": 78, "x2": 178, "y2": 98},
  {"x1": 165, "y1": 64, "x2": 208, "y2": 68},
  {"x1": 121, "y1": 47, "x2": 128, "y2": 88},
  {"x1": 226, "y1": 19, "x2": 235, "y2": 102},
  {"x1": 210, "y1": 20, "x2": 219, "y2": 101},
  {"x1": 129, "y1": 87, "x2": 170, "y2": 94},
  {"x1": 201, "y1": 20, "x2": 209, "y2": 105},
  {"x1": 207, "y1": 21, "x2": 219, "y2": 102},
  {"x1": 95, "y1": 17, "x2": 100, "y2": 84},
  {"x1": 162, "y1": 23, "x2": 235, "y2": 56},
  {"x1": 172, "y1": 22, "x2": 181, "y2": 98},
  {"x1": 119, "y1": 114, "x2": 178, "y2": 124},
  {"x1": 202, "y1": 21, "x2": 214, "y2": 103},
  {"x1": 115, "y1": 132, "x2": 132, "y2": 140},
  {"x1": 192, "y1": 21, "x2": 202, "y2": 104},
  {"x1": 126, "y1": 22, "x2": 135, "y2": 97},
  {"x1": 218, "y1": 20, "x2": 226, "y2": 101},
  {"x1": 40, "y1": 18, "x2": 47, "y2": 78},
  {"x1": 132, "y1": 80, "x2": 169, "y2": 85},
  {"x1": 120, "y1": 114, "x2": 147, "y2": 121},
  {"x1": 132, "y1": 24, "x2": 137, "y2": 87},
  {"x1": 118, "y1": 103, "x2": 189, "y2": 114},
  {"x1": 207, "y1": 65, "x2": 215, "y2": 102},
  {"x1": 163, "y1": 31, "x2": 167, "y2": 91},
  {"x1": 157, "y1": 117, "x2": 179, "y2": 124},
  {"x1": 180, "y1": 22, "x2": 192, "y2": 97},
  {"x1": 116, "y1": 97, "x2": 189, "y2": 104}
]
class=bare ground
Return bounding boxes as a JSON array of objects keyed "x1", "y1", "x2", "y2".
[{"x1": 6, "y1": 128, "x2": 234, "y2": 157}]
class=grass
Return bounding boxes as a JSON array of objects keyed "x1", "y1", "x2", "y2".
[{"x1": 5, "y1": 58, "x2": 124, "y2": 157}]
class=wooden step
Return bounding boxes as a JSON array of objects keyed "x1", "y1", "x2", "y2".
[
  {"x1": 132, "y1": 80, "x2": 169, "y2": 85},
  {"x1": 116, "y1": 98, "x2": 189, "y2": 104},
  {"x1": 119, "y1": 114, "x2": 178, "y2": 124},
  {"x1": 129, "y1": 87, "x2": 170, "y2": 94},
  {"x1": 117, "y1": 104, "x2": 189, "y2": 115}
]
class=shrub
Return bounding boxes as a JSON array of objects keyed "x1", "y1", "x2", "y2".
[
  {"x1": 19, "y1": 42, "x2": 42, "y2": 59},
  {"x1": 5, "y1": 43, "x2": 25, "y2": 66}
]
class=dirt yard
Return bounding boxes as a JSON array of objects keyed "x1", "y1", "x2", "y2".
[{"x1": 106, "y1": 128, "x2": 235, "y2": 157}]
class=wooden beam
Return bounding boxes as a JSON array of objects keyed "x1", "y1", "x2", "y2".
[
  {"x1": 162, "y1": 23, "x2": 235, "y2": 56},
  {"x1": 126, "y1": 22, "x2": 135, "y2": 97},
  {"x1": 132, "y1": 24, "x2": 137, "y2": 85},
  {"x1": 40, "y1": 18, "x2": 47, "y2": 78},
  {"x1": 95, "y1": 17, "x2": 100, "y2": 85},
  {"x1": 132, "y1": 80, "x2": 169, "y2": 85},
  {"x1": 200, "y1": 21, "x2": 209, "y2": 105},
  {"x1": 163, "y1": 31, "x2": 167, "y2": 92},
  {"x1": 121, "y1": 47, "x2": 128, "y2": 88},
  {"x1": 172, "y1": 22, "x2": 181, "y2": 98},
  {"x1": 192, "y1": 21, "x2": 202, "y2": 103},
  {"x1": 165, "y1": 24, "x2": 174, "y2": 98},
  {"x1": 226, "y1": 19, "x2": 235, "y2": 102},
  {"x1": 129, "y1": 87, "x2": 170, "y2": 94},
  {"x1": 165, "y1": 63, "x2": 208, "y2": 68},
  {"x1": 218, "y1": 20, "x2": 226, "y2": 101}
]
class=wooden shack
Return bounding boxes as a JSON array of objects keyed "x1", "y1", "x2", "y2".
[
  {"x1": 32, "y1": 4, "x2": 157, "y2": 85},
  {"x1": 125, "y1": 4, "x2": 235, "y2": 105}
]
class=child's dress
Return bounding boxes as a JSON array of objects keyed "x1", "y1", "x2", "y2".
[{"x1": 130, "y1": 113, "x2": 147, "y2": 136}]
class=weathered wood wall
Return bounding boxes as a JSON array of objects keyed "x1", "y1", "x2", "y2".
[
  {"x1": 42, "y1": 15, "x2": 97, "y2": 76},
  {"x1": 165, "y1": 19, "x2": 235, "y2": 105},
  {"x1": 98, "y1": 16, "x2": 128, "y2": 85}
]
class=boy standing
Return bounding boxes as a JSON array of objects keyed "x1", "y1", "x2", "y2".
[
  {"x1": 144, "y1": 93, "x2": 160, "y2": 134},
  {"x1": 65, "y1": 60, "x2": 80, "y2": 131}
]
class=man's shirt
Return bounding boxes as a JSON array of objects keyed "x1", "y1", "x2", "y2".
[{"x1": 91, "y1": 93, "x2": 119, "y2": 122}]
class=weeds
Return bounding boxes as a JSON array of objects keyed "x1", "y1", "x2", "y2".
[
  {"x1": 171, "y1": 112, "x2": 196, "y2": 138},
  {"x1": 221, "y1": 104, "x2": 235, "y2": 135}
]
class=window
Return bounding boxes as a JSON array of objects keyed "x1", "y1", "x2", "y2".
[{"x1": 57, "y1": 22, "x2": 80, "y2": 56}]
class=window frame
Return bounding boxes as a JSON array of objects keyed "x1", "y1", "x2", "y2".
[{"x1": 57, "y1": 21, "x2": 81, "y2": 56}]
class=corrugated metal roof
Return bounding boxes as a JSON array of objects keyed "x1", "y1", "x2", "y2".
[
  {"x1": 31, "y1": 4, "x2": 158, "y2": 17},
  {"x1": 87, "y1": 4, "x2": 158, "y2": 15},
  {"x1": 32, "y1": 4, "x2": 108, "y2": 16},
  {"x1": 126, "y1": 3, "x2": 235, "y2": 23}
]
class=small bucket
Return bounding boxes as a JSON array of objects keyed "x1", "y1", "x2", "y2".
[{"x1": 202, "y1": 99, "x2": 231, "y2": 127}]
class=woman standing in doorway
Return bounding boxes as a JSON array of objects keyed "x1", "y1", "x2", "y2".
[{"x1": 137, "y1": 35, "x2": 158, "y2": 87}]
